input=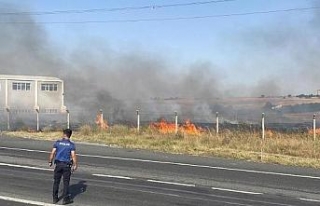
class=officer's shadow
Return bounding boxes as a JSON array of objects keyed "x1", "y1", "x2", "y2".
[{"x1": 69, "y1": 180, "x2": 87, "y2": 200}]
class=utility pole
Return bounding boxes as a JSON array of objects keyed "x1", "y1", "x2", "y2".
[
  {"x1": 136, "y1": 109, "x2": 140, "y2": 133},
  {"x1": 6, "y1": 108, "x2": 10, "y2": 130},
  {"x1": 174, "y1": 111, "x2": 178, "y2": 134}
]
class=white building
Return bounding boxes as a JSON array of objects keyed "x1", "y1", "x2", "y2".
[{"x1": 0, "y1": 74, "x2": 66, "y2": 113}]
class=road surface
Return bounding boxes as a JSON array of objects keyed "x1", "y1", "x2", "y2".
[{"x1": 0, "y1": 134, "x2": 319, "y2": 205}]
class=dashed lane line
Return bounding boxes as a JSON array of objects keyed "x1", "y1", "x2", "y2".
[
  {"x1": 0, "y1": 195, "x2": 55, "y2": 206},
  {"x1": 0, "y1": 162, "x2": 51, "y2": 171},
  {"x1": 211, "y1": 187, "x2": 263, "y2": 195},
  {"x1": 92, "y1": 173, "x2": 133, "y2": 179},
  {"x1": 299, "y1": 198, "x2": 320, "y2": 203},
  {"x1": 147, "y1": 179, "x2": 196, "y2": 187},
  {"x1": 92, "y1": 173, "x2": 195, "y2": 187}
]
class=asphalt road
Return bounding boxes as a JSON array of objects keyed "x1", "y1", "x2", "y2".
[{"x1": 0, "y1": 134, "x2": 320, "y2": 206}]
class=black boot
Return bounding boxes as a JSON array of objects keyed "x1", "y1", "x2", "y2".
[
  {"x1": 62, "y1": 195, "x2": 73, "y2": 205},
  {"x1": 52, "y1": 196, "x2": 59, "y2": 204}
]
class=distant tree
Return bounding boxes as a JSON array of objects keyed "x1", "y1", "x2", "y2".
[{"x1": 296, "y1": 94, "x2": 307, "y2": 98}]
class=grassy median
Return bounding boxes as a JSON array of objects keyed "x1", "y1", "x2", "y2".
[{"x1": 3, "y1": 124, "x2": 320, "y2": 168}]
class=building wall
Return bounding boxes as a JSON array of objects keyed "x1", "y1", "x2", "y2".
[
  {"x1": 0, "y1": 75, "x2": 66, "y2": 113},
  {"x1": 7, "y1": 79, "x2": 35, "y2": 109},
  {"x1": 37, "y1": 80, "x2": 64, "y2": 112}
]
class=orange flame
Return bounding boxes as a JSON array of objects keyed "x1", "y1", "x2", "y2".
[
  {"x1": 150, "y1": 118, "x2": 201, "y2": 135},
  {"x1": 180, "y1": 119, "x2": 200, "y2": 135},
  {"x1": 150, "y1": 118, "x2": 176, "y2": 134},
  {"x1": 95, "y1": 113, "x2": 108, "y2": 129}
]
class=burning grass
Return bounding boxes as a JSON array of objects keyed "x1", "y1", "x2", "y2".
[
  {"x1": 150, "y1": 118, "x2": 202, "y2": 135},
  {"x1": 3, "y1": 124, "x2": 320, "y2": 168}
]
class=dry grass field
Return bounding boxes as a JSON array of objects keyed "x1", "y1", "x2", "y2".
[
  {"x1": 3, "y1": 123, "x2": 320, "y2": 169},
  {"x1": 2, "y1": 96, "x2": 320, "y2": 168}
]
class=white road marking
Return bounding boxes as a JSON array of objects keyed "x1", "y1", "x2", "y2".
[
  {"x1": 299, "y1": 198, "x2": 320, "y2": 202},
  {"x1": 75, "y1": 155, "x2": 320, "y2": 180},
  {"x1": 0, "y1": 146, "x2": 48, "y2": 153},
  {"x1": 92, "y1": 173, "x2": 133, "y2": 179},
  {"x1": 1, "y1": 146, "x2": 320, "y2": 180},
  {"x1": 211, "y1": 187, "x2": 263, "y2": 195},
  {"x1": 140, "y1": 190, "x2": 180, "y2": 197},
  {"x1": 75, "y1": 154, "x2": 320, "y2": 180},
  {"x1": 0, "y1": 195, "x2": 55, "y2": 206},
  {"x1": 0, "y1": 162, "x2": 51, "y2": 171},
  {"x1": 147, "y1": 179, "x2": 196, "y2": 187}
]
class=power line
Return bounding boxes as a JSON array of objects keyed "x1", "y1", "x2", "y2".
[
  {"x1": 0, "y1": 6, "x2": 318, "y2": 24},
  {"x1": 0, "y1": 0, "x2": 236, "y2": 15}
]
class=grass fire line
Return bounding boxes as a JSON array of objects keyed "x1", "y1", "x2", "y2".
[
  {"x1": 4, "y1": 121, "x2": 320, "y2": 169},
  {"x1": 150, "y1": 119, "x2": 203, "y2": 135}
]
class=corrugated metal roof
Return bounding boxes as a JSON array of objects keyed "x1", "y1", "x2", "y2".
[{"x1": 0, "y1": 74, "x2": 62, "y2": 81}]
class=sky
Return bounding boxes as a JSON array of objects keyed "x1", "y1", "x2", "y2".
[{"x1": 1, "y1": 0, "x2": 320, "y2": 121}]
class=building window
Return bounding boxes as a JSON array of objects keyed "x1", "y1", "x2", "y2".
[
  {"x1": 41, "y1": 83, "x2": 58, "y2": 91},
  {"x1": 12, "y1": 82, "x2": 31, "y2": 91}
]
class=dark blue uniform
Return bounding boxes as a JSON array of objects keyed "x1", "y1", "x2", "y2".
[{"x1": 52, "y1": 138, "x2": 76, "y2": 203}]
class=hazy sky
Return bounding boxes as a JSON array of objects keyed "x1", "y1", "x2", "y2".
[{"x1": 1, "y1": 0, "x2": 319, "y2": 98}]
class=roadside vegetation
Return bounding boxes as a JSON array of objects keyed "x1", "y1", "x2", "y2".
[{"x1": 3, "y1": 124, "x2": 320, "y2": 168}]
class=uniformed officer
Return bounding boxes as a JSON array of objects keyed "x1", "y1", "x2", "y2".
[{"x1": 49, "y1": 128, "x2": 78, "y2": 205}]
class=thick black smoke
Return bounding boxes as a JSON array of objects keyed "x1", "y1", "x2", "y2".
[
  {"x1": 0, "y1": 4, "x2": 64, "y2": 76},
  {"x1": 1, "y1": 2, "x2": 320, "y2": 125},
  {"x1": 229, "y1": 2, "x2": 320, "y2": 96},
  {"x1": 0, "y1": 4, "x2": 224, "y2": 123}
]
